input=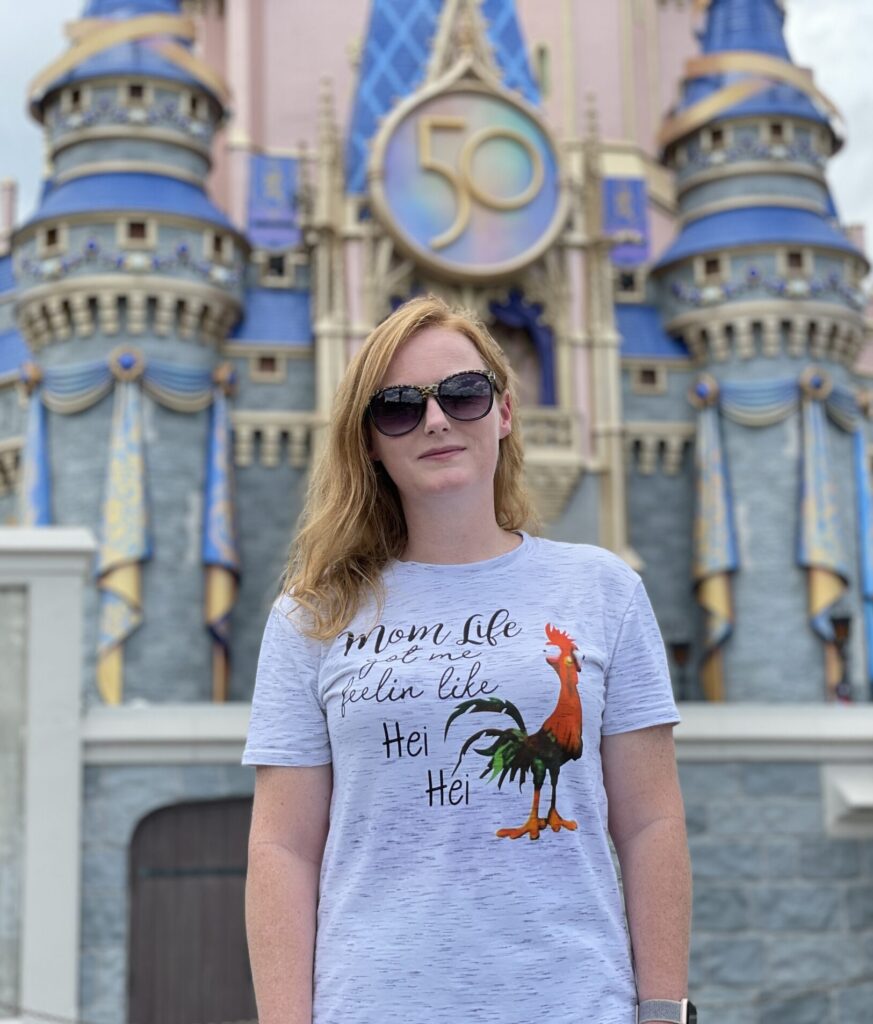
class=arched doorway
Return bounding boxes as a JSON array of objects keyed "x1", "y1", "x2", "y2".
[{"x1": 128, "y1": 797, "x2": 256, "y2": 1024}]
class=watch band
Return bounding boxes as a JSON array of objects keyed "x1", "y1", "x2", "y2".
[{"x1": 638, "y1": 998, "x2": 696, "y2": 1023}]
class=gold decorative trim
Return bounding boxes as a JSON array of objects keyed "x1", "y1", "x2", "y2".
[
  {"x1": 223, "y1": 342, "x2": 312, "y2": 360},
  {"x1": 622, "y1": 355, "x2": 694, "y2": 370},
  {"x1": 660, "y1": 51, "x2": 842, "y2": 150},
  {"x1": 54, "y1": 161, "x2": 204, "y2": 188},
  {"x1": 677, "y1": 159, "x2": 825, "y2": 196},
  {"x1": 680, "y1": 195, "x2": 824, "y2": 226},
  {"x1": 51, "y1": 126, "x2": 212, "y2": 162},
  {"x1": 29, "y1": 14, "x2": 229, "y2": 109}
]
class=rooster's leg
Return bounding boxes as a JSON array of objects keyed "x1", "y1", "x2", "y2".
[
  {"x1": 496, "y1": 787, "x2": 542, "y2": 840},
  {"x1": 540, "y1": 770, "x2": 577, "y2": 833}
]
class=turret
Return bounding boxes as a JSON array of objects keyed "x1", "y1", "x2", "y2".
[
  {"x1": 16, "y1": 0, "x2": 245, "y2": 353},
  {"x1": 9, "y1": 0, "x2": 244, "y2": 705},
  {"x1": 651, "y1": 0, "x2": 869, "y2": 702}
]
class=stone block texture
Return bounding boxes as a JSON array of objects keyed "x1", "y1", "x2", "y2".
[{"x1": 682, "y1": 760, "x2": 873, "y2": 1023}]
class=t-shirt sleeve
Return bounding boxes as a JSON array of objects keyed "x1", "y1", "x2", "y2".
[
  {"x1": 601, "y1": 578, "x2": 680, "y2": 736},
  {"x1": 242, "y1": 595, "x2": 332, "y2": 766}
]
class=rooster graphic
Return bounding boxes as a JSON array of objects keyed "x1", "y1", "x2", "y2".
[{"x1": 444, "y1": 624, "x2": 584, "y2": 841}]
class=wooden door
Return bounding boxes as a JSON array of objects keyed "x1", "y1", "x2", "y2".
[{"x1": 128, "y1": 797, "x2": 256, "y2": 1024}]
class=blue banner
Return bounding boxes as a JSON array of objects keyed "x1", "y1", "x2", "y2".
[
  {"x1": 247, "y1": 155, "x2": 300, "y2": 250},
  {"x1": 603, "y1": 178, "x2": 649, "y2": 266}
]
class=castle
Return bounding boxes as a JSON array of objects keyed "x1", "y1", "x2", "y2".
[{"x1": 1, "y1": 1, "x2": 872, "y2": 1021}]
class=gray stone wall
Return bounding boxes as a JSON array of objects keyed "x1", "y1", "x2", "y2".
[
  {"x1": 681, "y1": 760, "x2": 873, "y2": 1024},
  {"x1": 229, "y1": 461, "x2": 310, "y2": 701},
  {"x1": 230, "y1": 352, "x2": 316, "y2": 412},
  {"x1": 627, "y1": 453, "x2": 698, "y2": 698},
  {"x1": 0, "y1": 587, "x2": 26, "y2": 1010},
  {"x1": 79, "y1": 763, "x2": 255, "y2": 1024},
  {"x1": 542, "y1": 466, "x2": 599, "y2": 544}
]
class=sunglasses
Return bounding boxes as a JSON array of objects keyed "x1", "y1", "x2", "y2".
[{"x1": 368, "y1": 369, "x2": 498, "y2": 437}]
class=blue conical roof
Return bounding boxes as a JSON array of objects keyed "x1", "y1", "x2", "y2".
[
  {"x1": 699, "y1": 0, "x2": 789, "y2": 59},
  {"x1": 678, "y1": 0, "x2": 828, "y2": 128}
]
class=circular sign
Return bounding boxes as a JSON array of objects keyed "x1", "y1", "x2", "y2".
[{"x1": 369, "y1": 83, "x2": 567, "y2": 281}]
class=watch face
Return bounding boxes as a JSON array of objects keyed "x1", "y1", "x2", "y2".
[{"x1": 686, "y1": 1001, "x2": 698, "y2": 1024}]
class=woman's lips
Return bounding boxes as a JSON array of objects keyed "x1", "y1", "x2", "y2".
[{"x1": 419, "y1": 447, "x2": 465, "y2": 460}]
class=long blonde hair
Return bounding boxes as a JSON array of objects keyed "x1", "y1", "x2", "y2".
[{"x1": 284, "y1": 295, "x2": 538, "y2": 639}]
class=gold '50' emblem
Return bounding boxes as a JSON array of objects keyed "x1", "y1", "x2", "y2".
[{"x1": 417, "y1": 115, "x2": 545, "y2": 250}]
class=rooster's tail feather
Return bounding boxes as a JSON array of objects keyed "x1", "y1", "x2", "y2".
[{"x1": 443, "y1": 696, "x2": 527, "y2": 739}]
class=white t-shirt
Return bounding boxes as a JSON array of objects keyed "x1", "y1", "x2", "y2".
[{"x1": 243, "y1": 533, "x2": 679, "y2": 1024}]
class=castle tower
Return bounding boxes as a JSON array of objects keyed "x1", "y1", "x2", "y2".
[
  {"x1": 653, "y1": 0, "x2": 869, "y2": 700},
  {"x1": 12, "y1": 0, "x2": 247, "y2": 703}
]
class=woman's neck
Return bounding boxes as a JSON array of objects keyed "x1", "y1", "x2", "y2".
[{"x1": 399, "y1": 496, "x2": 521, "y2": 565}]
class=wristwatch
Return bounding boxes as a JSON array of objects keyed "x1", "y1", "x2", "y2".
[{"x1": 637, "y1": 998, "x2": 697, "y2": 1023}]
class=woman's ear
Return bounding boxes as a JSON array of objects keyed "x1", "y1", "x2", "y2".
[{"x1": 497, "y1": 391, "x2": 512, "y2": 439}]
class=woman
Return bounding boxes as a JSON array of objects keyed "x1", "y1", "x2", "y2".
[{"x1": 243, "y1": 295, "x2": 693, "y2": 1024}]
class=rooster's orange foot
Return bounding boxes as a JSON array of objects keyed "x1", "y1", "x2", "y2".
[
  {"x1": 544, "y1": 807, "x2": 577, "y2": 832},
  {"x1": 497, "y1": 816, "x2": 541, "y2": 841}
]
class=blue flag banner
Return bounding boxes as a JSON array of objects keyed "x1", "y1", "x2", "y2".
[
  {"x1": 603, "y1": 178, "x2": 649, "y2": 266},
  {"x1": 19, "y1": 367, "x2": 52, "y2": 526},
  {"x1": 248, "y1": 155, "x2": 300, "y2": 250},
  {"x1": 18, "y1": 349, "x2": 240, "y2": 704}
]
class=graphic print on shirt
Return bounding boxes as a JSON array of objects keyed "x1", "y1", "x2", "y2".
[{"x1": 444, "y1": 623, "x2": 584, "y2": 841}]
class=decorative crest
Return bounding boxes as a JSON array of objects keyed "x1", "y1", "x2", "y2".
[{"x1": 426, "y1": 0, "x2": 500, "y2": 85}]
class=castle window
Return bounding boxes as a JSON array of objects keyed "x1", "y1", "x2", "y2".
[
  {"x1": 770, "y1": 122, "x2": 784, "y2": 143},
  {"x1": 117, "y1": 217, "x2": 156, "y2": 250},
  {"x1": 128, "y1": 83, "x2": 145, "y2": 104},
  {"x1": 780, "y1": 248, "x2": 810, "y2": 278},
  {"x1": 70, "y1": 88, "x2": 82, "y2": 111},
  {"x1": 189, "y1": 94, "x2": 203, "y2": 119},
  {"x1": 630, "y1": 363, "x2": 668, "y2": 396},
  {"x1": 614, "y1": 267, "x2": 645, "y2": 302},
  {"x1": 259, "y1": 250, "x2": 294, "y2": 287},
  {"x1": 704, "y1": 257, "x2": 721, "y2": 280},
  {"x1": 618, "y1": 271, "x2": 637, "y2": 293},
  {"x1": 249, "y1": 352, "x2": 287, "y2": 383},
  {"x1": 709, "y1": 127, "x2": 724, "y2": 150},
  {"x1": 204, "y1": 230, "x2": 233, "y2": 266},
  {"x1": 212, "y1": 234, "x2": 225, "y2": 258},
  {"x1": 38, "y1": 223, "x2": 68, "y2": 258}
]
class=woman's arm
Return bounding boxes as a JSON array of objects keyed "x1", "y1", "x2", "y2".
[
  {"x1": 246, "y1": 763, "x2": 333, "y2": 1024},
  {"x1": 601, "y1": 724, "x2": 692, "y2": 1012}
]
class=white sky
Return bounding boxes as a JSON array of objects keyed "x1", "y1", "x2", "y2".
[{"x1": 0, "y1": 0, "x2": 870, "y2": 255}]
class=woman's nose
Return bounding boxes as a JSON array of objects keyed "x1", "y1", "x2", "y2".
[{"x1": 423, "y1": 395, "x2": 450, "y2": 433}]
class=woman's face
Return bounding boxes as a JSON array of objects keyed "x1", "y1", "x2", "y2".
[{"x1": 368, "y1": 326, "x2": 512, "y2": 508}]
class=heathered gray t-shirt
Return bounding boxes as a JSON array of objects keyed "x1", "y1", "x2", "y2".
[{"x1": 243, "y1": 533, "x2": 679, "y2": 1024}]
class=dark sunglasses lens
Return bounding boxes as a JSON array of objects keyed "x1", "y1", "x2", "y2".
[
  {"x1": 369, "y1": 387, "x2": 424, "y2": 436},
  {"x1": 438, "y1": 372, "x2": 493, "y2": 421}
]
